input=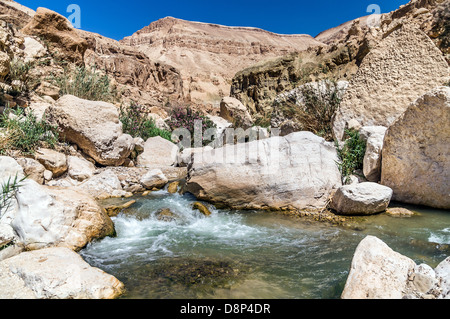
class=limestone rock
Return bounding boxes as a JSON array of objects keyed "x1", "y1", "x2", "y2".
[
  {"x1": 219, "y1": 97, "x2": 253, "y2": 129},
  {"x1": 332, "y1": 24, "x2": 449, "y2": 140},
  {"x1": 140, "y1": 169, "x2": 168, "y2": 189},
  {"x1": 21, "y1": 7, "x2": 88, "y2": 64},
  {"x1": 385, "y1": 207, "x2": 415, "y2": 217},
  {"x1": 0, "y1": 51, "x2": 10, "y2": 77},
  {"x1": 47, "y1": 95, "x2": 134, "y2": 166},
  {"x1": 79, "y1": 29, "x2": 184, "y2": 109},
  {"x1": 16, "y1": 157, "x2": 45, "y2": 184},
  {"x1": 341, "y1": 235, "x2": 417, "y2": 299},
  {"x1": 0, "y1": 156, "x2": 26, "y2": 183},
  {"x1": 77, "y1": 169, "x2": 127, "y2": 200},
  {"x1": 176, "y1": 146, "x2": 213, "y2": 167},
  {"x1": 0, "y1": 247, "x2": 124, "y2": 299},
  {"x1": 137, "y1": 136, "x2": 178, "y2": 168},
  {"x1": 359, "y1": 126, "x2": 387, "y2": 182},
  {"x1": 186, "y1": 131, "x2": 342, "y2": 210},
  {"x1": 167, "y1": 181, "x2": 180, "y2": 194},
  {"x1": 22, "y1": 36, "x2": 47, "y2": 62},
  {"x1": 0, "y1": 223, "x2": 15, "y2": 248},
  {"x1": 11, "y1": 179, "x2": 115, "y2": 251},
  {"x1": 104, "y1": 200, "x2": 136, "y2": 217},
  {"x1": 35, "y1": 148, "x2": 67, "y2": 177},
  {"x1": 330, "y1": 182, "x2": 393, "y2": 215},
  {"x1": 193, "y1": 202, "x2": 212, "y2": 216},
  {"x1": 435, "y1": 257, "x2": 450, "y2": 299},
  {"x1": 67, "y1": 156, "x2": 96, "y2": 182},
  {"x1": 381, "y1": 87, "x2": 450, "y2": 209},
  {"x1": 155, "y1": 208, "x2": 177, "y2": 222}
]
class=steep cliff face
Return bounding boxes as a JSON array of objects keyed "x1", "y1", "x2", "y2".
[
  {"x1": 79, "y1": 30, "x2": 184, "y2": 109},
  {"x1": 121, "y1": 17, "x2": 324, "y2": 107},
  {"x1": 0, "y1": 0, "x2": 34, "y2": 28},
  {"x1": 0, "y1": 1, "x2": 185, "y2": 112},
  {"x1": 230, "y1": 0, "x2": 450, "y2": 124}
]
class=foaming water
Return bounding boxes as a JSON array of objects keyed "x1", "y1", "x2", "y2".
[{"x1": 81, "y1": 192, "x2": 450, "y2": 299}]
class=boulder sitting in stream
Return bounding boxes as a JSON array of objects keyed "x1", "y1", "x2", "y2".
[
  {"x1": 342, "y1": 236, "x2": 450, "y2": 299},
  {"x1": 186, "y1": 131, "x2": 342, "y2": 211},
  {"x1": 330, "y1": 182, "x2": 393, "y2": 216}
]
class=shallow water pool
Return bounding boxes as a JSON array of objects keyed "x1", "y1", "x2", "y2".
[{"x1": 80, "y1": 190, "x2": 450, "y2": 299}]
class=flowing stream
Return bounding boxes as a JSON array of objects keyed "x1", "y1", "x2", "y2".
[{"x1": 80, "y1": 189, "x2": 450, "y2": 299}]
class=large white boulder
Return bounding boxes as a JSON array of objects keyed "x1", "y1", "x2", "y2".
[
  {"x1": 341, "y1": 236, "x2": 417, "y2": 299},
  {"x1": 136, "y1": 136, "x2": 178, "y2": 168},
  {"x1": 76, "y1": 169, "x2": 128, "y2": 200},
  {"x1": 219, "y1": 96, "x2": 253, "y2": 129},
  {"x1": 186, "y1": 131, "x2": 342, "y2": 210},
  {"x1": 67, "y1": 156, "x2": 96, "y2": 182},
  {"x1": 46, "y1": 95, "x2": 134, "y2": 166},
  {"x1": 342, "y1": 236, "x2": 450, "y2": 299},
  {"x1": 330, "y1": 182, "x2": 393, "y2": 215},
  {"x1": 381, "y1": 86, "x2": 450, "y2": 209},
  {"x1": 12, "y1": 179, "x2": 115, "y2": 251},
  {"x1": 0, "y1": 247, "x2": 124, "y2": 299}
]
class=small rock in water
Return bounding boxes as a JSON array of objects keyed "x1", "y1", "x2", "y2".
[
  {"x1": 155, "y1": 208, "x2": 178, "y2": 222},
  {"x1": 193, "y1": 202, "x2": 212, "y2": 216},
  {"x1": 385, "y1": 207, "x2": 415, "y2": 217},
  {"x1": 104, "y1": 200, "x2": 136, "y2": 217},
  {"x1": 167, "y1": 181, "x2": 180, "y2": 194}
]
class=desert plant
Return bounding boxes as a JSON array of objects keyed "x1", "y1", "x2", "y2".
[
  {"x1": 335, "y1": 129, "x2": 366, "y2": 184},
  {"x1": 0, "y1": 107, "x2": 59, "y2": 155},
  {"x1": 1, "y1": 59, "x2": 38, "y2": 96},
  {"x1": 51, "y1": 65, "x2": 116, "y2": 102},
  {"x1": 119, "y1": 102, "x2": 172, "y2": 142},
  {"x1": 0, "y1": 173, "x2": 26, "y2": 218},
  {"x1": 275, "y1": 80, "x2": 343, "y2": 141},
  {"x1": 165, "y1": 104, "x2": 217, "y2": 147}
]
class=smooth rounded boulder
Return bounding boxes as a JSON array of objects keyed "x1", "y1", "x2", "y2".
[
  {"x1": 330, "y1": 182, "x2": 393, "y2": 215},
  {"x1": 381, "y1": 86, "x2": 450, "y2": 209},
  {"x1": 46, "y1": 95, "x2": 134, "y2": 166},
  {"x1": 186, "y1": 131, "x2": 342, "y2": 210},
  {"x1": 0, "y1": 247, "x2": 124, "y2": 299}
]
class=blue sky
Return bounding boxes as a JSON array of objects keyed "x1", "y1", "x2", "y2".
[{"x1": 18, "y1": 0, "x2": 409, "y2": 40}]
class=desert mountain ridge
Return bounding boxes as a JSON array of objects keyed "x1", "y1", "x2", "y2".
[{"x1": 120, "y1": 15, "x2": 326, "y2": 107}]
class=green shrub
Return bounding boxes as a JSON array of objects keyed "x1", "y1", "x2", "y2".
[
  {"x1": 0, "y1": 173, "x2": 26, "y2": 218},
  {"x1": 0, "y1": 107, "x2": 59, "y2": 155},
  {"x1": 335, "y1": 129, "x2": 366, "y2": 184},
  {"x1": 275, "y1": 80, "x2": 343, "y2": 141},
  {"x1": 119, "y1": 102, "x2": 172, "y2": 142},
  {"x1": 51, "y1": 65, "x2": 116, "y2": 102},
  {"x1": 1, "y1": 59, "x2": 38, "y2": 97},
  {"x1": 165, "y1": 104, "x2": 217, "y2": 147}
]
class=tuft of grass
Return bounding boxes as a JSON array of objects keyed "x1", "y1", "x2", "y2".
[
  {"x1": 0, "y1": 107, "x2": 59, "y2": 155},
  {"x1": 120, "y1": 102, "x2": 172, "y2": 142},
  {"x1": 51, "y1": 65, "x2": 116, "y2": 102},
  {"x1": 0, "y1": 173, "x2": 26, "y2": 218},
  {"x1": 1, "y1": 59, "x2": 39, "y2": 97},
  {"x1": 335, "y1": 129, "x2": 366, "y2": 184}
]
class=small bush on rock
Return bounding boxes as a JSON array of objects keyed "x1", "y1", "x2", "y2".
[
  {"x1": 120, "y1": 102, "x2": 172, "y2": 142},
  {"x1": 166, "y1": 104, "x2": 217, "y2": 147},
  {"x1": 52, "y1": 65, "x2": 116, "y2": 102},
  {"x1": 335, "y1": 129, "x2": 366, "y2": 184},
  {"x1": 0, "y1": 107, "x2": 59, "y2": 155}
]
